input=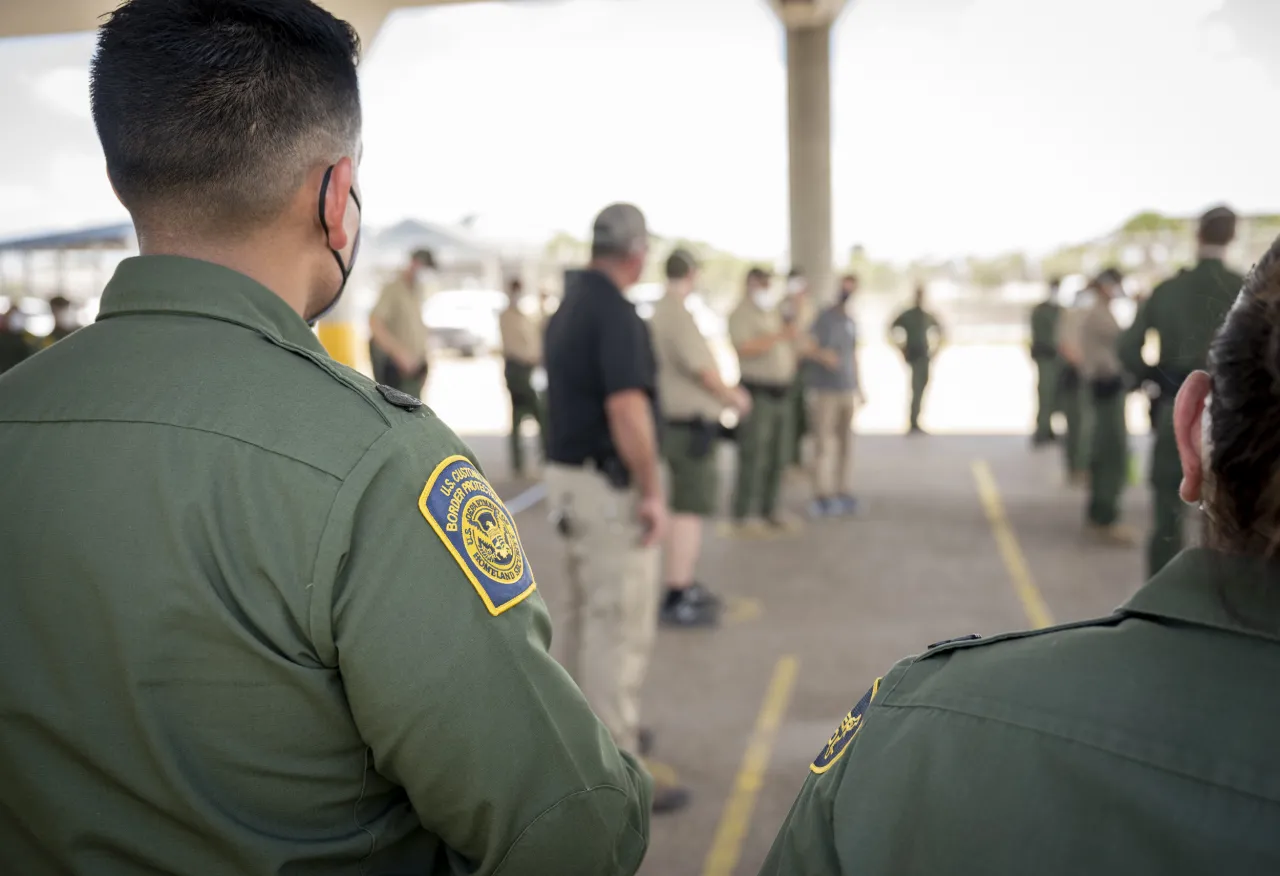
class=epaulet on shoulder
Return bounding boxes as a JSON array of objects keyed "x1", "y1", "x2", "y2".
[{"x1": 915, "y1": 614, "x2": 1125, "y2": 661}]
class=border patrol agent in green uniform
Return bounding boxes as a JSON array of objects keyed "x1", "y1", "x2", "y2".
[
  {"x1": 730, "y1": 267, "x2": 802, "y2": 532},
  {"x1": 1029, "y1": 279, "x2": 1063, "y2": 446},
  {"x1": 760, "y1": 237, "x2": 1280, "y2": 876},
  {"x1": 0, "y1": 4, "x2": 651, "y2": 874},
  {"x1": 1119, "y1": 206, "x2": 1243, "y2": 578},
  {"x1": 889, "y1": 285, "x2": 943, "y2": 435}
]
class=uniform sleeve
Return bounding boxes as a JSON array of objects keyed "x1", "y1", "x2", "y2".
[
  {"x1": 670, "y1": 309, "x2": 717, "y2": 377},
  {"x1": 727, "y1": 306, "x2": 752, "y2": 350},
  {"x1": 315, "y1": 425, "x2": 651, "y2": 875},
  {"x1": 600, "y1": 306, "x2": 654, "y2": 397},
  {"x1": 1118, "y1": 293, "x2": 1153, "y2": 378}
]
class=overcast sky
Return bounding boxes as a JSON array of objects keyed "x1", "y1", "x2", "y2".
[{"x1": 1, "y1": 0, "x2": 1276, "y2": 261}]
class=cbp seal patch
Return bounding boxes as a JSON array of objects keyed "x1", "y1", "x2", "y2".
[
  {"x1": 811, "y1": 677, "x2": 881, "y2": 774},
  {"x1": 419, "y1": 455, "x2": 536, "y2": 616}
]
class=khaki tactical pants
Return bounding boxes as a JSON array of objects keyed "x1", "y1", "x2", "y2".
[
  {"x1": 544, "y1": 463, "x2": 660, "y2": 754},
  {"x1": 807, "y1": 389, "x2": 856, "y2": 498}
]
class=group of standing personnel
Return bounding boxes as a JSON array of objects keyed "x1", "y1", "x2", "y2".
[{"x1": 1029, "y1": 206, "x2": 1244, "y2": 575}]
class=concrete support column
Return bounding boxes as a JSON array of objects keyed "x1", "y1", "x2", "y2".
[{"x1": 785, "y1": 23, "x2": 834, "y2": 303}]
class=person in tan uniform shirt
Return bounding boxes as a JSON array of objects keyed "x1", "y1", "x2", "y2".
[
  {"x1": 1079, "y1": 268, "x2": 1136, "y2": 546},
  {"x1": 650, "y1": 249, "x2": 751, "y2": 627},
  {"x1": 369, "y1": 248, "x2": 433, "y2": 396},
  {"x1": 729, "y1": 267, "x2": 800, "y2": 534},
  {"x1": 499, "y1": 278, "x2": 546, "y2": 478}
]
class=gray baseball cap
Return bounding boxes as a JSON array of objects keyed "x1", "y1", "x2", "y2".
[{"x1": 592, "y1": 203, "x2": 649, "y2": 256}]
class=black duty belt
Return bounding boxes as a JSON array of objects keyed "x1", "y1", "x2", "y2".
[
  {"x1": 1030, "y1": 341, "x2": 1058, "y2": 360},
  {"x1": 1090, "y1": 375, "x2": 1126, "y2": 400},
  {"x1": 550, "y1": 453, "x2": 631, "y2": 489},
  {"x1": 741, "y1": 381, "x2": 791, "y2": 400}
]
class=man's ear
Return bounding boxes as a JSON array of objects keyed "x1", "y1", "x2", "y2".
[
  {"x1": 320, "y1": 157, "x2": 355, "y2": 253},
  {"x1": 1174, "y1": 371, "x2": 1211, "y2": 503}
]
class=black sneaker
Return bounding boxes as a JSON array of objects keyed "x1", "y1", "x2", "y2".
[
  {"x1": 652, "y1": 782, "x2": 692, "y2": 814},
  {"x1": 660, "y1": 591, "x2": 720, "y2": 628},
  {"x1": 685, "y1": 582, "x2": 723, "y2": 608}
]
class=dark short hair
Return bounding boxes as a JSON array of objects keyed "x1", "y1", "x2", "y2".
[
  {"x1": 1199, "y1": 206, "x2": 1237, "y2": 247},
  {"x1": 49, "y1": 296, "x2": 72, "y2": 310},
  {"x1": 412, "y1": 249, "x2": 437, "y2": 270},
  {"x1": 1205, "y1": 236, "x2": 1280, "y2": 554},
  {"x1": 508, "y1": 277, "x2": 523, "y2": 292},
  {"x1": 665, "y1": 249, "x2": 697, "y2": 281},
  {"x1": 1096, "y1": 268, "x2": 1124, "y2": 286},
  {"x1": 90, "y1": 0, "x2": 362, "y2": 234},
  {"x1": 746, "y1": 267, "x2": 771, "y2": 285}
]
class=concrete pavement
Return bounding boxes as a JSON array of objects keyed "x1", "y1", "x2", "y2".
[{"x1": 440, "y1": 347, "x2": 1158, "y2": 876}]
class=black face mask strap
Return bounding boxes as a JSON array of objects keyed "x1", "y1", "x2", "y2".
[{"x1": 318, "y1": 165, "x2": 348, "y2": 283}]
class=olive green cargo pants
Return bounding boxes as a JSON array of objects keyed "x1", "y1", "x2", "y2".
[
  {"x1": 1034, "y1": 355, "x2": 1061, "y2": 442},
  {"x1": 908, "y1": 357, "x2": 930, "y2": 431},
  {"x1": 504, "y1": 360, "x2": 546, "y2": 477},
  {"x1": 1087, "y1": 383, "x2": 1128, "y2": 527},
  {"x1": 1060, "y1": 367, "x2": 1092, "y2": 478},
  {"x1": 732, "y1": 387, "x2": 793, "y2": 521}
]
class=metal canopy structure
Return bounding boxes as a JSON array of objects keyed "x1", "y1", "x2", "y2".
[
  {"x1": 1, "y1": 0, "x2": 848, "y2": 361},
  {"x1": 0, "y1": 222, "x2": 135, "y2": 253}
]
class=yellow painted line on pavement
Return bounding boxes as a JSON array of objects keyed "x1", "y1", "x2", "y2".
[
  {"x1": 724, "y1": 596, "x2": 763, "y2": 625},
  {"x1": 971, "y1": 460, "x2": 1056, "y2": 629},
  {"x1": 702, "y1": 655, "x2": 800, "y2": 876}
]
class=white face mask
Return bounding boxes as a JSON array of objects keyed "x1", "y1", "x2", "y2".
[
  {"x1": 752, "y1": 290, "x2": 774, "y2": 309},
  {"x1": 415, "y1": 268, "x2": 436, "y2": 288}
]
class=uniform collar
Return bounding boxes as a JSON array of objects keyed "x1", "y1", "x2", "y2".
[
  {"x1": 96, "y1": 255, "x2": 327, "y2": 355},
  {"x1": 1122, "y1": 548, "x2": 1280, "y2": 644}
]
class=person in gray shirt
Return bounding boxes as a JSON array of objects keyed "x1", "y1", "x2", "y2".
[{"x1": 803, "y1": 274, "x2": 865, "y2": 517}]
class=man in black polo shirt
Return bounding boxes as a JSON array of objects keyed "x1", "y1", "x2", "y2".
[{"x1": 544, "y1": 203, "x2": 688, "y2": 813}]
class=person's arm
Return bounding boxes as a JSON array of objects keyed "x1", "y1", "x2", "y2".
[
  {"x1": 736, "y1": 329, "x2": 789, "y2": 359},
  {"x1": 758, "y1": 677, "x2": 886, "y2": 876},
  {"x1": 317, "y1": 427, "x2": 652, "y2": 876},
  {"x1": 1118, "y1": 293, "x2": 1153, "y2": 378},
  {"x1": 606, "y1": 390, "x2": 661, "y2": 499},
  {"x1": 600, "y1": 313, "x2": 665, "y2": 536}
]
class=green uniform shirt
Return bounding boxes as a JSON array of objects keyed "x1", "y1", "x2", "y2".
[
  {"x1": 1119, "y1": 258, "x2": 1244, "y2": 484},
  {"x1": 1119, "y1": 258, "x2": 1243, "y2": 380},
  {"x1": 890, "y1": 306, "x2": 940, "y2": 361},
  {"x1": 1029, "y1": 300, "x2": 1061, "y2": 358},
  {"x1": 760, "y1": 548, "x2": 1280, "y2": 875},
  {"x1": 0, "y1": 256, "x2": 650, "y2": 876}
]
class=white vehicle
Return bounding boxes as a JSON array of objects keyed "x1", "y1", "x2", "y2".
[{"x1": 422, "y1": 289, "x2": 506, "y2": 357}]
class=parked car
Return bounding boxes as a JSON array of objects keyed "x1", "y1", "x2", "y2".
[{"x1": 423, "y1": 289, "x2": 505, "y2": 357}]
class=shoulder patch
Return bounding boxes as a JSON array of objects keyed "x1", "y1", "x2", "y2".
[
  {"x1": 378, "y1": 384, "x2": 423, "y2": 409},
  {"x1": 419, "y1": 455, "x2": 536, "y2": 616},
  {"x1": 811, "y1": 677, "x2": 882, "y2": 774}
]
